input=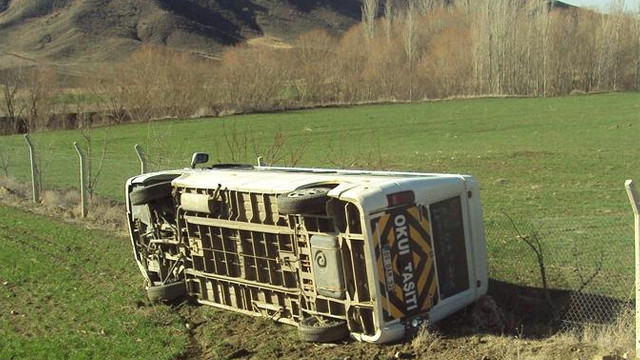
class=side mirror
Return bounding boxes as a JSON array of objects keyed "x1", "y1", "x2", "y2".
[{"x1": 190, "y1": 152, "x2": 209, "y2": 168}]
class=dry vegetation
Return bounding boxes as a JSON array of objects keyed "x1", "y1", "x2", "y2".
[
  {"x1": 2, "y1": 0, "x2": 640, "y2": 134},
  {"x1": 0, "y1": 175, "x2": 127, "y2": 231}
]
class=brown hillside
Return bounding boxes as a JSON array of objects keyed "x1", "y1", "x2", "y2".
[{"x1": 0, "y1": 0, "x2": 360, "y2": 67}]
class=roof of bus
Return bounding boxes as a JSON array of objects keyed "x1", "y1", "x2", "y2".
[{"x1": 164, "y1": 165, "x2": 468, "y2": 194}]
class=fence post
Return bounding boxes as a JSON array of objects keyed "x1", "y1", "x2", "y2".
[
  {"x1": 625, "y1": 179, "x2": 640, "y2": 359},
  {"x1": 134, "y1": 144, "x2": 148, "y2": 174},
  {"x1": 23, "y1": 134, "x2": 40, "y2": 203},
  {"x1": 73, "y1": 142, "x2": 88, "y2": 218}
]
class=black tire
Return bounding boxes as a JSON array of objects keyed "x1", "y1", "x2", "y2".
[
  {"x1": 130, "y1": 181, "x2": 172, "y2": 206},
  {"x1": 298, "y1": 317, "x2": 349, "y2": 343},
  {"x1": 277, "y1": 187, "x2": 331, "y2": 215},
  {"x1": 146, "y1": 281, "x2": 186, "y2": 302}
]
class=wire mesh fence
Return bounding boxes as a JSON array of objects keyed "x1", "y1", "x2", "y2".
[
  {"x1": 0, "y1": 135, "x2": 635, "y2": 331},
  {"x1": 484, "y1": 207, "x2": 634, "y2": 329}
]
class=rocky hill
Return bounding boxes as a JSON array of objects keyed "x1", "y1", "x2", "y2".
[{"x1": 0, "y1": 0, "x2": 361, "y2": 67}]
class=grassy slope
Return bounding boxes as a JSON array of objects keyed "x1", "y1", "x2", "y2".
[
  {"x1": 0, "y1": 204, "x2": 189, "y2": 359},
  {"x1": 1, "y1": 93, "x2": 638, "y2": 294}
]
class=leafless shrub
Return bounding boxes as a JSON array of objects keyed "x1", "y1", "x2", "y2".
[
  {"x1": 143, "y1": 122, "x2": 189, "y2": 171},
  {"x1": 41, "y1": 189, "x2": 79, "y2": 210},
  {"x1": 254, "y1": 127, "x2": 311, "y2": 167},
  {"x1": 0, "y1": 139, "x2": 10, "y2": 176},
  {"x1": 0, "y1": 175, "x2": 28, "y2": 198},
  {"x1": 326, "y1": 131, "x2": 392, "y2": 170},
  {"x1": 218, "y1": 47, "x2": 291, "y2": 112},
  {"x1": 77, "y1": 125, "x2": 109, "y2": 200},
  {"x1": 89, "y1": 79, "x2": 128, "y2": 124},
  {"x1": 291, "y1": 30, "x2": 338, "y2": 104},
  {"x1": 504, "y1": 212, "x2": 555, "y2": 310},
  {"x1": 221, "y1": 120, "x2": 250, "y2": 163},
  {"x1": 255, "y1": 129, "x2": 285, "y2": 166},
  {"x1": 106, "y1": 46, "x2": 215, "y2": 122}
]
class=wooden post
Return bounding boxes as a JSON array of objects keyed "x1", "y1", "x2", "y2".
[
  {"x1": 74, "y1": 142, "x2": 88, "y2": 218},
  {"x1": 625, "y1": 179, "x2": 640, "y2": 359},
  {"x1": 23, "y1": 134, "x2": 40, "y2": 203},
  {"x1": 134, "y1": 144, "x2": 148, "y2": 174}
]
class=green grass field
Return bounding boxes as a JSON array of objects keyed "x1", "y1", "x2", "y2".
[
  {"x1": 1, "y1": 93, "x2": 638, "y2": 297},
  {"x1": 0, "y1": 93, "x2": 638, "y2": 358},
  {"x1": 0, "y1": 204, "x2": 189, "y2": 360}
]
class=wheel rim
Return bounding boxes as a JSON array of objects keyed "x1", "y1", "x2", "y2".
[{"x1": 287, "y1": 188, "x2": 327, "y2": 198}]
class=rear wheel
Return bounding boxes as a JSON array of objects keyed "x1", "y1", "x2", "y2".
[
  {"x1": 298, "y1": 317, "x2": 349, "y2": 343},
  {"x1": 277, "y1": 187, "x2": 331, "y2": 215}
]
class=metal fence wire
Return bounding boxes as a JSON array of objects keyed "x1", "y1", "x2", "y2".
[{"x1": 485, "y1": 210, "x2": 634, "y2": 328}]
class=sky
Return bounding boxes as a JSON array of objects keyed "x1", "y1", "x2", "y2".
[{"x1": 561, "y1": 0, "x2": 638, "y2": 12}]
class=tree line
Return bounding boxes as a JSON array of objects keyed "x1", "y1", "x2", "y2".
[{"x1": 2, "y1": 0, "x2": 639, "y2": 133}]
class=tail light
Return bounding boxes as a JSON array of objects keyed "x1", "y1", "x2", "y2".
[{"x1": 386, "y1": 190, "x2": 415, "y2": 207}]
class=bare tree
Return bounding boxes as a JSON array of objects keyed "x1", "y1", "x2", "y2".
[
  {"x1": 78, "y1": 125, "x2": 109, "y2": 200},
  {"x1": 292, "y1": 30, "x2": 337, "y2": 104},
  {"x1": 402, "y1": 5, "x2": 417, "y2": 101},
  {"x1": 533, "y1": 0, "x2": 552, "y2": 96},
  {"x1": 416, "y1": 0, "x2": 438, "y2": 15},
  {"x1": 90, "y1": 79, "x2": 127, "y2": 124},
  {"x1": 362, "y1": 0, "x2": 378, "y2": 39},
  {"x1": 0, "y1": 67, "x2": 25, "y2": 133},
  {"x1": 23, "y1": 65, "x2": 57, "y2": 132},
  {"x1": 384, "y1": 0, "x2": 393, "y2": 40},
  {"x1": 219, "y1": 47, "x2": 290, "y2": 111}
]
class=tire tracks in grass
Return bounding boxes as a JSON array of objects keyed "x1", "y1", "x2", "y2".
[{"x1": 173, "y1": 302, "x2": 207, "y2": 360}]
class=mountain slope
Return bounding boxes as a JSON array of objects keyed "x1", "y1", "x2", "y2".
[
  {"x1": 0, "y1": 0, "x2": 581, "y2": 69},
  {"x1": 0, "y1": 0, "x2": 361, "y2": 65}
]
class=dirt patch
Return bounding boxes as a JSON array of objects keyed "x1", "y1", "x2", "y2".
[{"x1": 160, "y1": 295, "x2": 627, "y2": 360}]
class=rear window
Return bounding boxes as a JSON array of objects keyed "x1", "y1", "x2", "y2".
[{"x1": 429, "y1": 196, "x2": 469, "y2": 299}]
